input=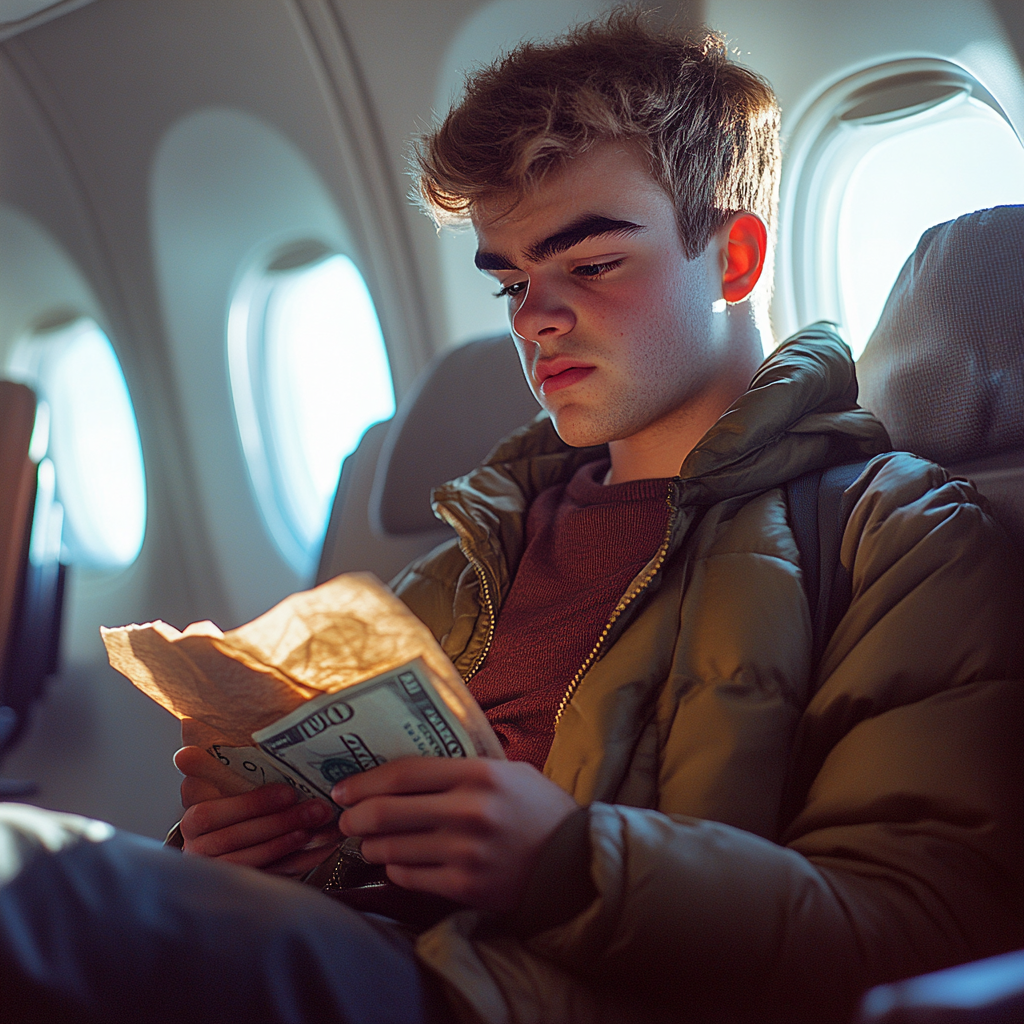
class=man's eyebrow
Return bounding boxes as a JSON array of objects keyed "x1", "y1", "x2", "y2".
[
  {"x1": 526, "y1": 215, "x2": 646, "y2": 263},
  {"x1": 474, "y1": 215, "x2": 647, "y2": 272},
  {"x1": 474, "y1": 250, "x2": 518, "y2": 271}
]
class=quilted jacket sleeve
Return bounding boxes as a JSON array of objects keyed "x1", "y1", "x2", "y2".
[{"x1": 522, "y1": 454, "x2": 1024, "y2": 1021}]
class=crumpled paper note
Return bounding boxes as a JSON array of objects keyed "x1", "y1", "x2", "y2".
[{"x1": 102, "y1": 572, "x2": 502, "y2": 757}]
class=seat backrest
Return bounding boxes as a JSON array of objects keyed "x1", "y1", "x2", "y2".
[
  {"x1": 371, "y1": 332, "x2": 540, "y2": 536},
  {"x1": 316, "y1": 420, "x2": 453, "y2": 585},
  {"x1": 0, "y1": 379, "x2": 68, "y2": 763},
  {"x1": 0, "y1": 381, "x2": 39, "y2": 679},
  {"x1": 317, "y1": 333, "x2": 540, "y2": 583},
  {"x1": 857, "y1": 204, "x2": 1024, "y2": 549},
  {"x1": 1, "y1": 453, "x2": 66, "y2": 756}
]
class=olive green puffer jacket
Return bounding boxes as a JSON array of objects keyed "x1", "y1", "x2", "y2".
[{"x1": 393, "y1": 328, "x2": 1024, "y2": 1024}]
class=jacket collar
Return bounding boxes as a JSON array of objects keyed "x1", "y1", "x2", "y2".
[{"x1": 674, "y1": 324, "x2": 890, "y2": 506}]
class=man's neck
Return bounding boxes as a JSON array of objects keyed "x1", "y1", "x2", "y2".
[
  {"x1": 605, "y1": 323, "x2": 766, "y2": 485},
  {"x1": 605, "y1": 388, "x2": 736, "y2": 484}
]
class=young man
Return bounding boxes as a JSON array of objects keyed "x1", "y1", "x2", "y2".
[
  {"x1": 3, "y1": 13, "x2": 1021, "y2": 1024},
  {"x1": 170, "y1": 12, "x2": 1022, "y2": 1018}
]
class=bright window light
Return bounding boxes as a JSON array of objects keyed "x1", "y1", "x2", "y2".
[
  {"x1": 7, "y1": 318, "x2": 147, "y2": 569},
  {"x1": 778, "y1": 60, "x2": 1024, "y2": 356},
  {"x1": 837, "y1": 97, "x2": 1024, "y2": 355},
  {"x1": 229, "y1": 249, "x2": 395, "y2": 575}
]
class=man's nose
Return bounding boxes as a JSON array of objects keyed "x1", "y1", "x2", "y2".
[{"x1": 511, "y1": 278, "x2": 576, "y2": 343}]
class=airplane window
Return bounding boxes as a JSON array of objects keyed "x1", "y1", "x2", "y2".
[
  {"x1": 778, "y1": 60, "x2": 1024, "y2": 356},
  {"x1": 228, "y1": 246, "x2": 395, "y2": 575},
  {"x1": 7, "y1": 316, "x2": 147, "y2": 569},
  {"x1": 836, "y1": 97, "x2": 1024, "y2": 354}
]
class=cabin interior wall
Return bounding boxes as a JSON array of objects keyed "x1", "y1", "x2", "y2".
[
  {"x1": 0, "y1": 0, "x2": 1015, "y2": 837},
  {"x1": 339, "y1": 0, "x2": 705, "y2": 351},
  {"x1": 0, "y1": 0, "x2": 447, "y2": 834},
  {"x1": 0, "y1": 21, "x2": 193, "y2": 834},
  {"x1": 991, "y1": 0, "x2": 1024, "y2": 68},
  {"x1": 706, "y1": 0, "x2": 1023, "y2": 133},
  {"x1": 704, "y1": 0, "x2": 1024, "y2": 341}
]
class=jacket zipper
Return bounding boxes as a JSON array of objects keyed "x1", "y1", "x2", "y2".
[
  {"x1": 437, "y1": 506, "x2": 498, "y2": 683},
  {"x1": 553, "y1": 484, "x2": 679, "y2": 726},
  {"x1": 439, "y1": 480, "x2": 680, "y2": 713}
]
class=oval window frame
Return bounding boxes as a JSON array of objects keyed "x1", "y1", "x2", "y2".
[
  {"x1": 776, "y1": 57, "x2": 1021, "y2": 344},
  {"x1": 227, "y1": 240, "x2": 396, "y2": 576}
]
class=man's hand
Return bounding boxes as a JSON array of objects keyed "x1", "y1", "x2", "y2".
[
  {"x1": 333, "y1": 757, "x2": 578, "y2": 913},
  {"x1": 175, "y1": 745, "x2": 337, "y2": 876}
]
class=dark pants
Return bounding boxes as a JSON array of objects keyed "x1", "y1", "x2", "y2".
[{"x1": 0, "y1": 803, "x2": 446, "y2": 1023}]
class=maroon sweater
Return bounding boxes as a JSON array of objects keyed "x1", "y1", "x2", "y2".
[{"x1": 467, "y1": 459, "x2": 671, "y2": 770}]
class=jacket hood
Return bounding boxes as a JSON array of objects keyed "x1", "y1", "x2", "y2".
[{"x1": 675, "y1": 324, "x2": 890, "y2": 505}]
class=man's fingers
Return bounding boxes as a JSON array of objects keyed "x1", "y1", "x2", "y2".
[
  {"x1": 181, "y1": 783, "x2": 299, "y2": 835},
  {"x1": 360, "y1": 829, "x2": 479, "y2": 868},
  {"x1": 173, "y1": 745, "x2": 216, "y2": 775},
  {"x1": 264, "y1": 842, "x2": 342, "y2": 878},
  {"x1": 174, "y1": 746, "x2": 254, "y2": 798},
  {"x1": 333, "y1": 756, "x2": 496, "y2": 806},
  {"x1": 180, "y1": 775, "x2": 224, "y2": 808},
  {"x1": 340, "y1": 791, "x2": 490, "y2": 839},
  {"x1": 207, "y1": 814, "x2": 339, "y2": 872},
  {"x1": 183, "y1": 797, "x2": 333, "y2": 857},
  {"x1": 213, "y1": 829, "x2": 315, "y2": 869},
  {"x1": 333, "y1": 761, "x2": 577, "y2": 913},
  {"x1": 384, "y1": 863, "x2": 480, "y2": 907}
]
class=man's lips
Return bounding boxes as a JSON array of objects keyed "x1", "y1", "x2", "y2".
[{"x1": 537, "y1": 362, "x2": 596, "y2": 395}]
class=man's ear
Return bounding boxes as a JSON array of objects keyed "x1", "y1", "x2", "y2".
[{"x1": 720, "y1": 212, "x2": 768, "y2": 303}]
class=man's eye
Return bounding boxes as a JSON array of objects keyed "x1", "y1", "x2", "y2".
[
  {"x1": 494, "y1": 281, "x2": 527, "y2": 299},
  {"x1": 572, "y1": 259, "x2": 623, "y2": 278}
]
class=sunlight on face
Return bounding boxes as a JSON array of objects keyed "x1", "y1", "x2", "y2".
[{"x1": 472, "y1": 144, "x2": 732, "y2": 450}]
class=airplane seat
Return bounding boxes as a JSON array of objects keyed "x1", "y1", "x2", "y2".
[
  {"x1": 316, "y1": 333, "x2": 540, "y2": 585},
  {"x1": 856, "y1": 205, "x2": 1024, "y2": 1019},
  {"x1": 0, "y1": 381, "x2": 39, "y2": 682},
  {"x1": 315, "y1": 419, "x2": 451, "y2": 587},
  {"x1": 858, "y1": 204, "x2": 1024, "y2": 550},
  {"x1": 0, "y1": 380, "x2": 66, "y2": 794}
]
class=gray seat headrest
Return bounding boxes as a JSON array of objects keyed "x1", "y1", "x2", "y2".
[
  {"x1": 371, "y1": 333, "x2": 541, "y2": 535},
  {"x1": 857, "y1": 205, "x2": 1024, "y2": 466}
]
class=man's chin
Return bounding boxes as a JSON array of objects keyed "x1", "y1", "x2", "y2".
[{"x1": 549, "y1": 411, "x2": 616, "y2": 450}]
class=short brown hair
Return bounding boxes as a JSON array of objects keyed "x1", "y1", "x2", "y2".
[{"x1": 414, "y1": 10, "x2": 780, "y2": 258}]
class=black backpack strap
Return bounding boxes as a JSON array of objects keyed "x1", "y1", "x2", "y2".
[
  {"x1": 786, "y1": 469, "x2": 822, "y2": 623},
  {"x1": 787, "y1": 459, "x2": 871, "y2": 666}
]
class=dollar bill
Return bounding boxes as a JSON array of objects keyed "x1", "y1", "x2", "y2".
[
  {"x1": 232, "y1": 656, "x2": 478, "y2": 803},
  {"x1": 205, "y1": 743, "x2": 322, "y2": 800}
]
